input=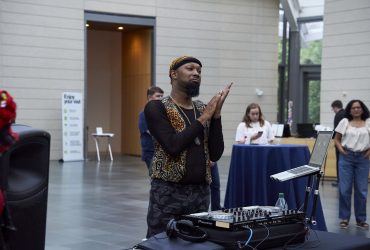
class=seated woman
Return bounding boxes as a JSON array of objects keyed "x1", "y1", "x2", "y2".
[{"x1": 235, "y1": 103, "x2": 274, "y2": 144}]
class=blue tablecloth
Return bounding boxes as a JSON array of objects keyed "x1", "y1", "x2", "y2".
[{"x1": 224, "y1": 144, "x2": 327, "y2": 231}]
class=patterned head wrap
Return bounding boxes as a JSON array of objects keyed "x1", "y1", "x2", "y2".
[{"x1": 169, "y1": 56, "x2": 202, "y2": 76}]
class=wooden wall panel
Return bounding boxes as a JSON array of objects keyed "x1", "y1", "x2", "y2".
[{"x1": 121, "y1": 28, "x2": 152, "y2": 155}]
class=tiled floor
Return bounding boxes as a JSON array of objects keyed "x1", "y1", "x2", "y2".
[{"x1": 45, "y1": 155, "x2": 370, "y2": 250}]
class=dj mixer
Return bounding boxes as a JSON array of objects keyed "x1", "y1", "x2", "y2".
[{"x1": 181, "y1": 206, "x2": 305, "y2": 231}]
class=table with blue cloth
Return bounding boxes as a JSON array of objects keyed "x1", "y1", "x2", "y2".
[{"x1": 224, "y1": 144, "x2": 327, "y2": 231}]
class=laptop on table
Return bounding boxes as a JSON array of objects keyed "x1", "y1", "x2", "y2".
[{"x1": 270, "y1": 130, "x2": 334, "y2": 182}]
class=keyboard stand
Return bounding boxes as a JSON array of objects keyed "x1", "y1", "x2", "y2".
[
  {"x1": 310, "y1": 171, "x2": 323, "y2": 225},
  {"x1": 303, "y1": 170, "x2": 324, "y2": 226},
  {"x1": 303, "y1": 175, "x2": 313, "y2": 218}
]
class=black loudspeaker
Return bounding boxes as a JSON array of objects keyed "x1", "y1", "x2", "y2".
[
  {"x1": 2, "y1": 124, "x2": 50, "y2": 250},
  {"x1": 166, "y1": 219, "x2": 208, "y2": 243}
]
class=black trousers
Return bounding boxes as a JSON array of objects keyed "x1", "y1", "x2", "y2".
[{"x1": 146, "y1": 179, "x2": 210, "y2": 238}]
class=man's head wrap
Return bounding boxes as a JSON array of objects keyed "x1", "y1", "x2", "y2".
[{"x1": 169, "y1": 56, "x2": 202, "y2": 77}]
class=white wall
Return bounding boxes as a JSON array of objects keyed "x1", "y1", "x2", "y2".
[
  {"x1": 0, "y1": 0, "x2": 84, "y2": 160},
  {"x1": 153, "y1": 0, "x2": 280, "y2": 155},
  {"x1": 321, "y1": 0, "x2": 370, "y2": 127},
  {"x1": 0, "y1": 0, "x2": 280, "y2": 159},
  {"x1": 84, "y1": 0, "x2": 280, "y2": 155}
]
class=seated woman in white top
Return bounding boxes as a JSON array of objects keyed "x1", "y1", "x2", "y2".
[{"x1": 235, "y1": 103, "x2": 274, "y2": 144}]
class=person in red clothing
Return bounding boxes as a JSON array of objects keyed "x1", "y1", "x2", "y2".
[
  {"x1": 0, "y1": 90, "x2": 18, "y2": 153},
  {"x1": 0, "y1": 90, "x2": 18, "y2": 249},
  {"x1": 0, "y1": 90, "x2": 18, "y2": 211}
]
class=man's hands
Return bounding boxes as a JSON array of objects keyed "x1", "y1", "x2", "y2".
[
  {"x1": 213, "y1": 82, "x2": 233, "y2": 118},
  {"x1": 197, "y1": 82, "x2": 233, "y2": 125}
]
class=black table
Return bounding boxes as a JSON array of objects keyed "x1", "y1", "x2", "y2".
[
  {"x1": 134, "y1": 230, "x2": 370, "y2": 250},
  {"x1": 224, "y1": 144, "x2": 327, "y2": 231},
  {"x1": 271, "y1": 230, "x2": 370, "y2": 250}
]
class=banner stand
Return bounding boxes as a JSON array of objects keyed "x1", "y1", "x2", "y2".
[{"x1": 62, "y1": 92, "x2": 84, "y2": 162}]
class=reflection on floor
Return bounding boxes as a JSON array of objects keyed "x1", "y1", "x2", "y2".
[{"x1": 45, "y1": 155, "x2": 370, "y2": 250}]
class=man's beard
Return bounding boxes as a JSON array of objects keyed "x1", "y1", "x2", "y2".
[{"x1": 185, "y1": 81, "x2": 200, "y2": 97}]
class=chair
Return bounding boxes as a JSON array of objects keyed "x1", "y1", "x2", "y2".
[{"x1": 92, "y1": 127, "x2": 114, "y2": 161}]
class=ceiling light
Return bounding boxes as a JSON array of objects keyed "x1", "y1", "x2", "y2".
[
  {"x1": 85, "y1": 23, "x2": 90, "y2": 27},
  {"x1": 118, "y1": 26, "x2": 124, "y2": 30}
]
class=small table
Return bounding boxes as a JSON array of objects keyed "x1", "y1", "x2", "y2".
[
  {"x1": 224, "y1": 144, "x2": 327, "y2": 231},
  {"x1": 91, "y1": 133, "x2": 114, "y2": 161}
]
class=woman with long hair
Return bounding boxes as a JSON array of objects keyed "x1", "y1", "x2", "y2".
[
  {"x1": 235, "y1": 103, "x2": 274, "y2": 144},
  {"x1": 334, "y1": 99, "x2": 370, "y2": 229}
]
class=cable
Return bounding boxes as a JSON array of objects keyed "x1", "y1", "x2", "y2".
[
  {"x1": 281, "y1": 225, "x2": 307, "y2": 249},
  {"x1": 238, "y1": 227, "x2": 253, "y2": 249},
  {"x1": 239, "y1": 225, "x2": 269, "y2": 250},
  {"x1": 295, "y1": 228, "x2": 321, "y2": 249},
  {"x1": 307, "y1": 229, "x2": 321, "y2": 248},
  {"x1": 254, "y1": 224, "x2": 270, "y2": 249},
  {"x1": 245, "y1": 227, "x2": 253, "y2": 245}
]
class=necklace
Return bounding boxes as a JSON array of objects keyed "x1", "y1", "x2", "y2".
[{"x1": 170, "y1": 96, "x2": 201, "y2": 146}]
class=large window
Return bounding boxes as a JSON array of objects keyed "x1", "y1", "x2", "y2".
[
  {"x1": 278, "y1": 15, "x2": 323, "y2": 124},
  {"x1": 300, "y1": 21, "x2": 323, "y2": 65},
  {"x1": 308, "y1": 80, "x2": 320, "y2": 123}
]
